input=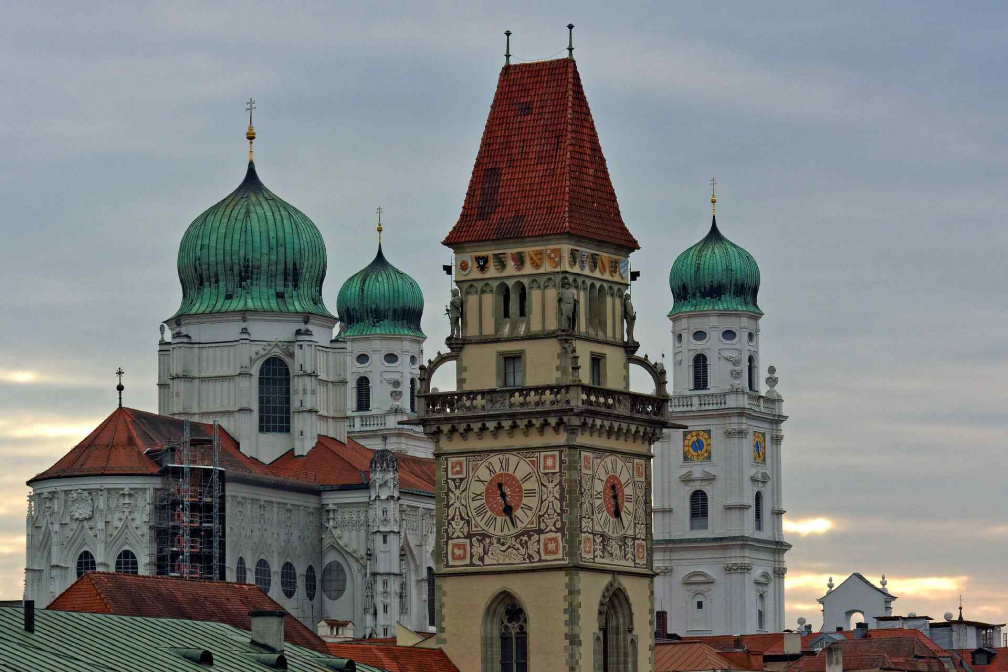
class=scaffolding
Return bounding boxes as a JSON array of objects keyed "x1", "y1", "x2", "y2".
[{"x1": 151, "y1": 420, "x2": 225, "y2": 580}]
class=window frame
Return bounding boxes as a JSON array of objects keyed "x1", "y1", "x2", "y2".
[
  {"x1": 76, "y1": 550, "x2": 96, "y2": 579},
  {"x1": 115, "y1": 549, "x2": 138, "y2": 575},
  {"x1": 755, "y1": 491, "x2": 764, "y2": 532},
  {"x1": 236, "y1": 557, "x2": 246, "y2": 584},
  {"x1": 280, "y1": 561, "x2": 297, "y2": 599},
  {"x1": 355, "y1": 376, "x2": 372, "y2": 412},
  {"x1": 689, "y1": 490, "x2": 709, "y2": 530},
  {"x1": 258, "y1": 356, "x2": 292, "y2": 433},
  {"x1": 590, "y1": 353, "x2": 606, "y2": 387},
  {"x1": 255, "y1": 558, "x2": 272, "y2": 593},
  {"x1": 692, "y1": 353, "x2": 709, "y2": 391},
  {"x1": 305, "y1": 564, "x2": 317, "y2": 601},
  {"x1": 497, "y1": 351, "x2": 525, "y2": 388}
]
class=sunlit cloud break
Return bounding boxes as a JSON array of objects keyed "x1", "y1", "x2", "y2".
[
  {"x1": 784, "y1": 517, "x2": 834, "y2": 536},
  {"x1": 886, "y1": 576, "x2": 968, "y2": 596},
  {"x1": 0, "y1": 370, "x2": 37, "y2": 384}
]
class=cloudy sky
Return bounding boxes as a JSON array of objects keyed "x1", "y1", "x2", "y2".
[{"x1": 2, "y1": 1, "x2": 1006, "y2": 627}]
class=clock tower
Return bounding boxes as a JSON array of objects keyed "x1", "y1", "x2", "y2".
[{"x1": 415, "y1": 51, "x2": 678, "y2": 672}]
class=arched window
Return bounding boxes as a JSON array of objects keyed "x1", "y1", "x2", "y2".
[
  {"x1": 748, "y1": 355, "x2": 756, "y2": 391},
  {"x1": 754, "y1": 492, "x2": 763, "y2": 531},
  {"x1": 409, "y1": 378, "x2": 417, "y2": 413},
  {"x1": 115, "y1": 549, "x2": 138, "y2": 575},
  {"x1": 758, "y1": 593, "x2": 766, "y2": 631},
  {"x1": 483, "y1": 592, "x2": 528, "y2": 672},
  {"x1": 588, "y1": 284, "x2": 598, "y2": 335},
  {"x1": 258, "y1": 356, "x2": 291, "y2": 433},
  {"x1": 689, "y1": 490, "x2": 709, "y2": 530},
  {"x1": 322, "y1": 561, "x2": 348, "y2": 601},
  {"x1": 235, "y1": 557, "x2": 246, "y2": 584},
  {"x1": 495, "y1": 282, "x2": 512, "y2": 329},
  {"x1": 255, "y1": 559, "x2": 271, "y2": 593},
  {"x1": 518, "y1": 283, "x2": 527, "y2": 318},
  {"x1": 597, "y1": 285, "x2": 608, "y2": 339},
  {"x1": 355, "y1": 376, "x2": 371, "y2": 412},
  {"x1": 427, "y1": 567, "x2": 435, "y2": 627},
  {"x1": 692, "y1": 354, "x2": 709, "y2": 390},
  {"x1": 76, "y1": 550, "x2": 96, "y2": 579},
  {"x1": 599, "y1": 585, "x2": 636, "y2": 672},
  {"x1": 399, "y1": 549, "x2": 409, "y2": 617},
  {"x1": 280, "y1": 562, "x2": 297, "y2": 599},
  {"x1": 305, "y1": 565, "x2": 317, "y2": 601}
]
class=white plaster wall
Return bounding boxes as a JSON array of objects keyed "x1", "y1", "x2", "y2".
[{"x1": 669, "y1": 313, "x2": 760, "y2": 394}]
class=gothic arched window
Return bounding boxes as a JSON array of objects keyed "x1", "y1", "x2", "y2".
[
  {"x1": 482, "y1": 592, "x2": 528, "y2": 672},
  {"x1": 258, "y1": 356, "x2": 291, "y2": 433},
  {"x1": 409, "y1": 378, "x2": 417, "y2": 413},
  {"x1": 599, "y1": 585, "x2": 635, "y2": 672},
  {"x1": 322, "y1": 561, "x2": 347, "y2": 601},
  {"x1": 356, "y1": 376, "x2": 371, "y2": 412},
  {"x1": 427, "y1": 567, "x2": 435, "y2": 627},
  {"x1": 748, "y1": 355, "x2": 757, "y2": 391},
  {"x1": 517, "y1": 282, "x2": 527, "y2": 318},
  {"x1": 305, "y1": 565, "x2": 317, "y2": 601},
  {"x1": 115, "y1": 549, "x2": 138, "y2": 574},
  {"x1": 754, "y1": 491, "x2": 764, "y2": 532},
  {"x1": 281, "y1": 562, "x2": 297, "y2": 599},
  {"x1": 758, "y1": 593, "x2": 766, "y2": 631},
  {"x1": 235, "y1": 557, "x2": 246, "y2": 584},
  {"x1": 692, "y1": 354, "x2": 709, "y2": 390},
  {"x1": 689, "y1": 490, "x2": 709, "y2": 530},
  {"x1": 255, "y1": 559, "x2": 272, "y2": 593},
  {"x1": 76, "y1": 550, "x2": 96, "y2": 579}
]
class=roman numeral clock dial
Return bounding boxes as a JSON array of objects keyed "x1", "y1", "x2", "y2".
[
  {"x1": 466, "y1": 454, "x2": 541, "y2": 537},
  {"x1": 592, "y1": 454, "x2": 637, "y2": 538}
]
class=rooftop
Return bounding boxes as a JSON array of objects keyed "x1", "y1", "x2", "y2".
[{"x1": 326, "y1": 642, "x2": 460, "y2": 672}]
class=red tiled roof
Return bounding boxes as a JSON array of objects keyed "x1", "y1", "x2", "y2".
[
  {"x1": 47, "y1": 572, "x2": 328, "y2": 653},
  {"x1": 655, "y1": 641, "x2": 762, "y2": 671},
  {"x1": 28, "y1": 407, "x2": 274, "y2": 483},
  {"x1": 794, "y1": 631, "x2": 966, "y2": 672},
  {"x1": 444, "y1": 58, "x2": 638, "y2": 250},
  {"x1": 958, "y1": 647, "x2": 1008, "y2": 672},
  {"x1": 271, "y1": 436, "x2": 435, "y2": 494},
  {"x1": 326, "y1": 643, "x2": 459, "y2": 672},
  {"x1": 683, "y1": 632, "x2": 810, "y2": 655}
]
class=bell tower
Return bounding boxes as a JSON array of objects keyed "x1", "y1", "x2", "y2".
[{"x1": 416, "y1": 47, "x2": 678, "y2": 672}]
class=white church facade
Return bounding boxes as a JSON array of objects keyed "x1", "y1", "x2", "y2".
[
  {"x1": 653, "y1": 191, "x2": 791, "y2": 637},
  {"x1": 24, "y1": 126, "x2": 437, "y2": 639}
]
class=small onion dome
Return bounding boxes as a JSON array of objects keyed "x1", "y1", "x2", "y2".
[
  {"x1": 668, "y1": 216, "x2": 762, "y2": 316},
  {"x1": 172, "y1": 162, "x2": 332, "y2": 319},
  {"x1": 337, "y1": 244, "x2": 425, "y2": 338}
]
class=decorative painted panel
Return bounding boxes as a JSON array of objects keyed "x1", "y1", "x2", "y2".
[
  {"x1": 683, "y1": 429, "x2": 712, "y2": 462},
  {"x1": 443, "y1": 450, "x2": 565, "y2": 569},
  {"x1": 753, "y1": 431, "x2": 766, "y2": 463},
  {"x1": 578, "y1": 450, "x2": 649, "y2": 569}
]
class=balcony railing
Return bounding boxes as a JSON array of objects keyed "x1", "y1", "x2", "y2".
[
  {"x1": 669, "y1": 390, "x2": 783, "y2": 416},
  {"x1": 420, "y1": 384, "x2": 668, "y2": 422},
  {"x1": 349, "y1": 412, "x2": 423, "y2": 433}
]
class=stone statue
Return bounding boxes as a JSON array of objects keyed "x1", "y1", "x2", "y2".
[
  {"x1": 623, "y1": 293, "x2": 637, "y2": 343},
  {"x1": 558, "y1": 277, "x2": 575, "y2": 330},
  {"x1": 159, "y1": 323, "x2": 166, "y2": 342},
  {"x1": 446, "y1": 288, "x2": 463, "y2": 339}
]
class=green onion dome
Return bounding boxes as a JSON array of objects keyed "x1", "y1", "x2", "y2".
[
  {"x1": 171, "y1": 161, "x2": 333, "y2": 320},
  {"x1": 336, "y1": 244, "x2": 425, "y2": 338},
  {"x1": 668, "y1": 216, "x2": 762, "y2": 316}
]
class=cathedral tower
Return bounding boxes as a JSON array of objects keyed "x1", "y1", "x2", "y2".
[
  {"x1": 416, "y1": 53, "x2": 675, "y2": 672},
  {"x1": 653, "y1": 191, "x2": 789, "y2": 636}
]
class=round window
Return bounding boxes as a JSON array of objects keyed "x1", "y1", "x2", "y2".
[
  {"x1": 322, "y1": 561, "x2": 348, "y2": 601},
  {"x1": 722, "y1": 329, "x2": 738, "y2": 342},
  {"x1": 748, "y1": 332, "x2": 755, "y2": 344},
  {"x1": 384, "y1": 353, "x2": 399, "y2": 365},
  {"x1": 692, "y1": 330, "x2": 708, "y2": 343},
  {"x1": 410, "y1": 355, "x2": 418, "y2": 367},
  {"x1": 355, "y1": 353, "x2": 370, "y2": 366},
  {"x1": 676, "y1": 333, "x2": 683, "y2": 346},
  {"x1": 281, "y1": 562, "x2": 297, "y2": 599}
]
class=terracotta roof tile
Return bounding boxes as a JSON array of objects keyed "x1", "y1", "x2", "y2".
[
  {"x1": 47, "y1": 572, "x2": 328, "y2": 653},
  {"x1": 655, "y1": 641, "x2": 762, "y2": 671},
  {"x1": 326, "y1": 642, "x2": 460, "y2": 672},
  {"x1": 444, "y1": 58, "x2": 638, "y2": 250}
]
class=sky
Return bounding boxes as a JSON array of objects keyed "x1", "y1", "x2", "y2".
[{"x1": 2, "y1": 1, "x2": 1007, "y2": 628}]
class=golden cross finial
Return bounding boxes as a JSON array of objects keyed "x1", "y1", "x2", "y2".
[
  {"x1": 245, "y1": 98, "x2": 257, "y2": 162},
  {"x1": 710, "y1": 177, "x2": 717, "y2": 215},
  {"x1": 115, "y1": 367, "x2": 125, "y2": 408},
  {"x1": 376, "y1": 206, "x2": 383, "y2": 246}
]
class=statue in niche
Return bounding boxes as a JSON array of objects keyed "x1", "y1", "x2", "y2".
[
  {"x1": 623, "y1": 293, "x2": 637, "y2": 343},
  {"x1": 446, "y1": 288, "x2": 463, "y2": 339},
  {"x1": 558, "y1": 277, "x2": 576, "y2": 330}
]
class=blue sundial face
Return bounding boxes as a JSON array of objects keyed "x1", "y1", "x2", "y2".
[{"x1": 682, "y1": 430, "x2": 712, "y2": 461}]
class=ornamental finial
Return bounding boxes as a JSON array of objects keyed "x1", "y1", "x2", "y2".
[
  {"x1": 710, "y1": 177, "x2": 717, "y2": 215},
  {"x1": 115, "y1": 367, "x2": 125, "y2": 408},
  {"x1": 567, "y1": 24, "x2": 575, "y2": 60},
  {"x1": 505, "y1": 30, "x2": 512, "y2": 66},
  {"x1": 245, "y1": 98, "x2": 256, "y2": 162},
  {"x1": 376, "y1": 206, "x2": 383, "y2": 246}
]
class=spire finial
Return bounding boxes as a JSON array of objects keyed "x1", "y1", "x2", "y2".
[
  {"x1": 376, "y1": 206, "x2": 383, "y2": 246},
  {"x1": 115, "y1": 367, "x2": 125, "y2": 408},
  {"x1": 245, "y1": 98, "x2": 256, "y2": 163},
  {"x1": 505, "y1": 30, "x2": 512, "y2": 66},
  {"x1": 567, "y1": 24, "x2": 575, "y2": 60},
  {"x1": 710, "y1": 177, "x2": 717, "y2": 215}
]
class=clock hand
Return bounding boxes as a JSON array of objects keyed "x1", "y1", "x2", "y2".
[
  {"x1": 610, "y1": 483, "x2": 622, "y2": 522},
  {"x1": 497, "y1": 481, "x2": 516, "y2": 526}
]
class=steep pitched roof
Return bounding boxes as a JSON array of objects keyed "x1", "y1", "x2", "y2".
[
  {"x1": 47, "y1": 572, "x2": 328, "y2": 654},
  {"x1": 28, "y1": 407, "x2": 274, "y2": 484},
  {"x1": 326, "y1": 642, "x2": 460, "y2": 672},
  {"x1": 443, "y1": 58, "x2": 638, "y2": 250},
  {"x1": 655, "y1": 640, "x2": 761, "y2": 671}
]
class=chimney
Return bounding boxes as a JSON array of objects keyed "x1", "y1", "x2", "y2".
[
  {"x1": 784, "y1": 631, "x2": 801, "y2": 655},
  {"x1": 826, "y1": 642, "x2": 843, "y2": 672},
  {"x1": 854, "y1": 622, "x2": 868, "y2": 639},
  {"x1": 24, "y1": 600, "x2": 34, "y2": 633},
  {"x1": 249, "y1": 610, "x2": 285, "y2": 652}
]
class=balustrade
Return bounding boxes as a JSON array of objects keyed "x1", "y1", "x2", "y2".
[{"x1": 421, "y1": 384, "x2": 666, "y2": 420}]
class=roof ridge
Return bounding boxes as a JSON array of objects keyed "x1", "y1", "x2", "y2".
[{"x1": 89, "y1": 573, "x2": 115, "y2": 613}]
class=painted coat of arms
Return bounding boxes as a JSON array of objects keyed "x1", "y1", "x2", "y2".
[
  {"x1": 510, "y1": 251, "x2": 525, "y2": 271},
  {"x1": 457, "y1": 255, "x2": 472, "y2": 275},
  {"x1": 619, "y1": 259, "x2": 629, "y2": 278},
  {"x1": 546, "y1": 248, "x2": 562, "y2": 268},
  {"x1": 609, "y1": 256, "x2": 618, "y2": 276},
  {"x1": 588, "y1": 253, "x2": 599, "y2": 272},
  {"x1": 475, "y1": 255, "x2": 490, "y2": 273},
  {"x1": 598, "y1": 256, "x2": 608, "y2": 274},
  {"x1": 568, "y1": 248, "x2": 579, "y2": 269},
  {"x1": 492, "y1": 253, "x2": 507, "y2": 272},
  {"x1": 528, "y1": 249, "x2": 544, "y2": 269},
  {"x1": 579, "y1": 251, "x2": 589, "y2": 270}
]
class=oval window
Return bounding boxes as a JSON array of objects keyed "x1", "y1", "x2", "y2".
[
  {"x1": 692, "y1": 330, "x2": 708, "y2": 343},
  {"x1": 676, "y1": 333, "x2": 683, "y2": 346},
  {"x1": 748, "y1": 332, "x2": 755, "y2": 344},
  {"x1": 355, "y1": 353, "x2": 370, "y2": 366},
  {"x1": 410, "y1": 355, "x2": 418, "y2": 367},
  {"x1": 722, "y1": 329, "x2": 737, "y2": 342},
  {"x1": 383, "y1": 353, "x2": 399, "y2": 365}
]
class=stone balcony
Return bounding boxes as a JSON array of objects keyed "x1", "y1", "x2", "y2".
[
  {"x1": 668, "y1": 390, "x2": 784, "y2": 417},
  {"x1": 349, "y1": 412, "x2": 424, "y2": 434}
]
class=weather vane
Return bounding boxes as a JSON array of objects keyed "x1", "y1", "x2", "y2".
[
  {"x1": 115, "y1": 367, "x2": 125, "y2": 408},
  {"x1": 376, "y1": 206, "x2": 383, "y2": 246},
  {"x1": 245, "y1": 98, "x2": 256, "y2": 162},
  {"x1": 710, "y1": 177, "x2": 717, "y2": 215}
]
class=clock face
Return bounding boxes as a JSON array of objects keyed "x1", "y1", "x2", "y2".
[
  {"x1": 466, "y1": 453, "x2": 541, "y2": 537},
  {"x1": 753, "y1": 431, "x2": 766, "y2": 463},
  {"x1": 683, "y1": 429, "x2": 712, "y2": 462},
  {"x1": 592, "y1": 454, "x2": 637, "y2": 537}
]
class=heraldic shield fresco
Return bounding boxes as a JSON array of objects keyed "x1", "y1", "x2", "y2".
[
  {"x1": 579, "y1": 449, "x2": 649, "y2": 570},
  {"x1": 443, "y1": 450, "x2": 566, "y2": 568}
]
